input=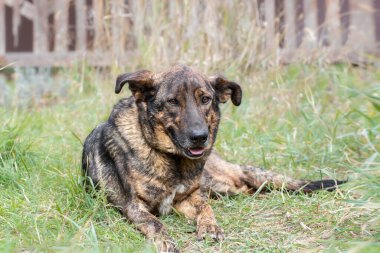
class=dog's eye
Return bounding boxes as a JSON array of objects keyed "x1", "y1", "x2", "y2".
[
  {"x1": 201, "y1": 96, "x2": 211, "y2": 105},
  {"x1": 167, "y1": 98, "x2": 179, "y2": 105}
]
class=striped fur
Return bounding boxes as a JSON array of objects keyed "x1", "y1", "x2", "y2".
[{"x1": 82, "y1": 65, "x2": 344, "y2": 252}]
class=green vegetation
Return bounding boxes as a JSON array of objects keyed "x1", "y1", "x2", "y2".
[{"x1": 0, "y1": 63, "x2": 379, "y2": 252}]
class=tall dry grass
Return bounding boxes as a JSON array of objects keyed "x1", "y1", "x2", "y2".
[{"x1": 102, "y1": 0, "x2": 269, "y2": 73}]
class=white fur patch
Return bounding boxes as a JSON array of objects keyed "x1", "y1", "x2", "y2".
[
  {"x1": 176, "y1": 184, "x2": 186, "y2": 194},
  {"x1": 158, "y1": 184, "x2": 186, "y2": 215}
]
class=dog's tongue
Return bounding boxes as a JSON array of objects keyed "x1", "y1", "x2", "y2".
[{"x1": 188, "y1": 148, "x2": 205, "y2": 156}]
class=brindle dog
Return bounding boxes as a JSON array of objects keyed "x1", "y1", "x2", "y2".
[{"x1": 82, "y1": 65, "x2": 344, "y2": 252}]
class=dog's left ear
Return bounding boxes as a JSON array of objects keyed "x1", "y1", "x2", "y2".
[
  {"x1": 115, "y1": 70, "x2": 155, "y2": 102},
  {"x1": 210, "y1": 75, "x2": 242, "y2": 106}
]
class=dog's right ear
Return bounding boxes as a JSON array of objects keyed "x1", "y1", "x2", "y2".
[{"x1": 115, "y1": 70, "x2": 155, "y2": 102}]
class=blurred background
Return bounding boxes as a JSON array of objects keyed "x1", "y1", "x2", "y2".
[
  {"x1": 1, "y1": 0, "x2": 380, "y2": 104},
  {"x1": 2, "y1": 0, "x2": 380, "y2": 66},
  {"x1": 0, "y1": 1, "x2": 379, "y2": 252},
  {"x1": 2, "y1": 0, "x2": 380, "y2": 65}
]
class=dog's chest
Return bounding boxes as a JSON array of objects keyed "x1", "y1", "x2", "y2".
[{"x1": 158, "y1": 184, "x2": 186, "y2": 215}]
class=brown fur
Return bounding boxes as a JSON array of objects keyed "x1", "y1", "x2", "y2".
[{"x1": 82, "y1": 65, "x2": 344, "y2": 252}]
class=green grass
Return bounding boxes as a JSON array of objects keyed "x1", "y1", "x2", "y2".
[{"x1": 0, "y1": 64, "x2": 379, "y2": 252}]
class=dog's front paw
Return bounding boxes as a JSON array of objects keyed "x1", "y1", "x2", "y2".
[
  {"x1": 196, "y1": 223, "x2": 225, "y2": 241},
  {"x1": 153, "y1": 236, "x2": 180, "y2": 253}
]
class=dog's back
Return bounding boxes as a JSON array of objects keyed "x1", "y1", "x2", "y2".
[{"x1": 82, "y1": 122, "x2": 105, "y2": 186}]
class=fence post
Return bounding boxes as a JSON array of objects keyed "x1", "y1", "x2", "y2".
[
  {"x1": 111, "y1": 0, "x2": 125, "y2": 64},
  {"x1": 265, "y1": 0, "x2": 276, "y2": 54},
  {"x1": 346, "y1": 0, "x2": 376, "y2": 64},
  {"x1": 302, "y1": 0, "x2": 317, "y2": 49},
  {"x1": 325, "y1": 0, "x2": 341, "y2": 50},
  {"x1": 284, "y1": 0, "x2": 296, "y2": 51},
  {"x1": 0, "y1": 0, "x2": 5, "y2": 55},
  {"x1": 55, "y1": 0, "x2": 68, "y2": 52},
  {"x1": 76, "y1": 0, "x2": 86, "y2": 52},
  {"x1": 93, "y1": 0, "x2": 104, "y2": 51},
  {"x1": 33, "y1": 0, "x2": 48, "y2": 54}
]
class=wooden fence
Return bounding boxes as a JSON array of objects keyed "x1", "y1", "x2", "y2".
[
  {"x1": 0, "y1": 0, "x2": 132, "y2": 66},
  {"x1": 1, "y1": 0, "x2": 380, "y2": 67}
]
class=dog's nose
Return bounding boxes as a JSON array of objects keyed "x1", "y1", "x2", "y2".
[{"x1": 189, "y1": 130, "x2": 208, "y2": 145}]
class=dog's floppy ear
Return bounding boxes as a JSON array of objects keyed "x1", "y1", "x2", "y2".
[
  {"x1": 210, "y1": 75, "x2": 242, "y2": 106},
  {"x1": 115, "y1": 70, "x2": 155, "y2": 102}
]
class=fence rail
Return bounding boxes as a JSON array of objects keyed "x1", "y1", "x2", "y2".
[{"x1": 1, "y1": 0, "x2": 380, "y2": 67}]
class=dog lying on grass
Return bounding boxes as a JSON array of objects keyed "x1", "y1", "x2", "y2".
[{"x1": 82, "y1": 65, "x2": 344, "y2": 252}]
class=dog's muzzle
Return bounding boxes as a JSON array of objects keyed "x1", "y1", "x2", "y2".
[{"x1": 184, "y1": 129, "x2": 209, "y2": 158}]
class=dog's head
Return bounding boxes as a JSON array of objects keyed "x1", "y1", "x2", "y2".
[{"x1": 115, "y1": 65, "x2": 242, "y2": 159}]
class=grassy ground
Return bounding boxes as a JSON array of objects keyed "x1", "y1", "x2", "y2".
[{"x1": 0, "y1": 63, "x2": 379, "y2": 252}]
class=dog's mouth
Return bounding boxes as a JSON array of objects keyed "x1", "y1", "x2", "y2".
[
  {"x1": 185, "y1": 147, "x2": 206, "y2": 159},
  {"x1": 167, "y1": 127, "x2": 208, "y2": 159}
]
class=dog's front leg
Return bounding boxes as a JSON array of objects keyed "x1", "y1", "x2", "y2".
[
  {"x1": 174, "y1": 189, "x2": 224, "y2": 241},
  {"x1": 125, "y1": 200, "x2": 179, "y2": 252}
]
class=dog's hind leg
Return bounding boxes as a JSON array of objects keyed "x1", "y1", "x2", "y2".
[
  {"x1": 202, "y1": 151, "x2": 345, "y2": 196},
  {"x1": 201, "y1": 152, "x2": 250, "y2": 196}
]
